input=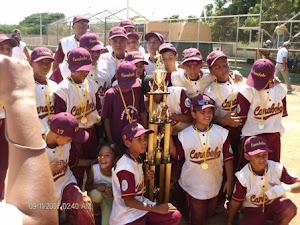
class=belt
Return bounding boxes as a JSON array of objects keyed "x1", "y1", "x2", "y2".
[{"x1": 276, "y1": 62, "x2": 283, "y2": 64}]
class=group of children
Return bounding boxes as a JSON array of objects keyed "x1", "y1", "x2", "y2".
[{"x1": 0, "y1": 16, "x2": 299, "y2": 225}]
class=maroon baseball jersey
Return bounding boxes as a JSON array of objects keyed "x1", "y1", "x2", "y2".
[{"x1": 101, "y1": 86, "x2": 146, "y2": 145}]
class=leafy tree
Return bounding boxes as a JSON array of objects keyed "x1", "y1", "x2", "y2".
[
  {"x1": 186, "y1": 15, "x2": 198, "y2": 22},
  {"x1": 163, "y1": 14, "x2": 183, "y2": 23},
  {"x1": 0, "y1": 13, "x2": 65, "y2": 35},
  {"x1": 203, "y1": 0, "x2": 299, "y2": 43}
]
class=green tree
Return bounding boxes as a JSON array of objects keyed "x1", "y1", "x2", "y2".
[
  {"x1": 186, "y1": 15, "x2": 198, "y2": 22},
  {"x1": 163, "y1": 14, "x2": 183, "y2": 23},
  {"x1": 0, "y1": 13, "x2": 65, "y2": 35},
  {"x1": 203, "y1": 0, "x2": 299, "y2": 43}
]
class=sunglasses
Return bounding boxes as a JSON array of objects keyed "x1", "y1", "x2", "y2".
[{"x1": 194, "y1": 99, "x2": 213, "y2": 106}]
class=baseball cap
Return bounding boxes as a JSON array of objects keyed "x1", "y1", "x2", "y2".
[
  {"x1": 12, "y1": 29, "x2": 21, "y2": 35},
  {"x1": 244, "y1": 136, "x2": 272, "y2": 156},
  {"x1": 0, "y1": 34, "x2": 17, "y2": 47},
  {"x1": 181, "y1": 48, "x2": 203, "y2": 65},
  {"x1": 191, "y1": 94, "x2": 214, "y2": 111},
  {"x1": 145, "y1": 32, "x2": 165, "y2": 44},
  {"x1": 109, "y1": 26, "x2": 128, "y2": 40},
  {"x1": 31, "y1": 47, "x2": 54, "y2": 62},
  {"x1": 115, "y1": 61, "x2": 139, "y2": 89},
  {"x1": 122, "y1": 122, "x2": 154, "y2": 141},
  {"x1": 206, "y1": 50, "x2": 228, "y2": 68},
  {"x1": 50, "y1": 112, "x2": 89, "y2": 143},
  {"x1": 67, "y1": 47, "x2": 92, "y2": 73},
  {"x1": 119, "y1": 19, "x2": 135, "y2": 29},
  {"x1": 127, "y1": 32, "x2": 139, "y2": 41},
  {"x1": 282, "y1": 40, "x2": 291, "y2": 47},
  {"x1": 79, "y1": 33, "x2": 104, "y2": 51},
  {"x1": 158, "y1": 43, "x2": 177, "y2": 54},
  {"x1": 73, "y1": 15, "x2": 89, "y2": 25},
  {"x1": 125, "y1": 51, "x2": 148, "y2": 65},
  {"x1": 246, "y1": 59, "x2": 275, "y2": 90}
]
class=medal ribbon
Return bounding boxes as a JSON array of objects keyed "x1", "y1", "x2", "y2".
[
  {"x1": 43, "y1": 80, "x2": 52, "y2": 121},
  {"x1": 215, "y1": 78, "x2": 234, "y2": 112},
  {"x1": 195, "y1": 125, "x2": 210, "y2": 167},
  {"x1": 249, "y1": 165, "x2": 267, "y2": 212},
  {"x1": 44, "y1": 130, "x2": 62, "y2": 166},
  {"x1": 130, "y1": 153, "x2": 145, "y2": 196},
  {"x1": 70, "y1": 77, "x2": 88, "y2": 120},
  {"x1": 187, "y1": 73, "x2": 202, "y2": 97},
  {"x1": 88, "y1": 64, "x2": 98, "y2": 81},
  {"x1": 258, "y1": 90, "x2": 270, "y2": 125},
  {"x1": 118, "y1": 86, "x2": 135, "y2": 124}
]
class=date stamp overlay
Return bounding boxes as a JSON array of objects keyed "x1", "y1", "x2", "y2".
[{"x1": 29, "y1": 202, "x2": 93, "y2": 210}]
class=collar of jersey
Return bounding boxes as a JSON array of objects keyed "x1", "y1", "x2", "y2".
[
  {"x1": 193, "y1": 123, "x2": 213, "y2": 132},
  {"x1": 125, "y1": 150, "x2": 143, "y2": 163}
]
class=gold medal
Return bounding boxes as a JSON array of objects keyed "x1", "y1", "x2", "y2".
[
  {"x1": 258, "y1": 122, "x2": 264, "y2": 130},
  {"x1": 201, "y1": 162, "x2": 208, "y2": 170},
  {"x1": 81, "y1": 116, "x2": 88, "y2": 124}
]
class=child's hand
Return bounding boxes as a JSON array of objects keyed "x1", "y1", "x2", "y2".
[
  {"x1": 145, "y1": 169, "x2": 155, "y2": 180},
  {"x1": 97, "y1": 184, "x2": 107, "y2": 192},
  {"x1": 223, "y1": 180, "x2": 233, "y2": 197},
  {"x1": 230, "y1": 70, "x2": 243, "y2": 83},
  {"x1": 105, "y1": 187, "x2": 113, "y2": 198},
  {"x1": 161, "y1": 105, "x2": 169, "y2": 118},
  {"x1": 274, "y1": 76, "x2": 281, "y2": 85},
  {"x1": 154, "y1": 203, "x2": 177, "y2": 214},
  {"x1": 98, "y1": 82, "x2": 108, "y2": 96},
  {"x1": 222, "y1": 112, "x2": 243, "y2": 127},
  {"x1": 51, "y1": 160, "x2": 67, "y2": 176}
]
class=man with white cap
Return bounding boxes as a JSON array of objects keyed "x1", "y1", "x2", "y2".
[{"x1": 275, "y1": 41, "x2": 294, "y2": 93}]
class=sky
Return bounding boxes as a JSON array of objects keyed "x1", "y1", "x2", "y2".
[{"x1": 0, "y1": 0, "x2": 214, "y2": 25}]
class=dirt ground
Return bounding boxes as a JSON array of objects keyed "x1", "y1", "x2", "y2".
[{"x1": 180, "y1": 84, "x2": 300, "y2": 225}]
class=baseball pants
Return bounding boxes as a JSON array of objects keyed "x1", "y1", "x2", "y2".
[{"x1": 239, "y1": 197, "x2": 297, "y2": 225}]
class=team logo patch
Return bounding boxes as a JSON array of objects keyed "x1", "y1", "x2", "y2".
[
  {"x1": 121, "y1": 180, "x2": 128, "y2": 191},
  {"x1": 184, "y1": 98, "x2": 191, "y2": 108}
]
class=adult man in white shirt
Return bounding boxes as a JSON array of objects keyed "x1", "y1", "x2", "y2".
[
  {"x1": 275, "y1": 41, "x2": 294, "y2": 93},
  {"x1": 52, "y1": 15, "x2": 90, "y2": 80},
  {"x1": 11, "y1": 29, "x2": 31, "y2": 61}
]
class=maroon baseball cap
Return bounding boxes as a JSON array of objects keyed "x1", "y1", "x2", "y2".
[
  {"x1": 181, "y1": 48, "x2": 203, "y2": 65},
  {"x1": 125, "y1": 51, "x2": 148, "y2": 65},
  {"x1": 31, "y1": 47, "x2": 54, "y2": 62},
  {"x1": 122, "y1": 122, "x2": 153, "y2": 141},
  {"x1": 0, "y1": 34, "x2": 17, "y2": 47},
  {"x1": 50, "y1": 112, "x2": 89, "y2": 143},
  {"x1": 119, "y1": 19, "x2": 135, "y2": 29},
  {"x1": 246, "y1": 59, "x2": 275, "y2": 90},
  {"x1": 79, "y1": 33, "x2": 104, "y2": 51},
  {"x1": 109, "y1": 26, "x2": 128, "y2": 40},
  {"x1": 127, "y1": 32, "x2": 139, "y2": 41},
  {"x1": 73, "y1": 15, "x2": 89, "y2": 25},
  {"x1": 158, "y1": 43, "x2": 177, "y2": 54},
  {"x1": 67, "y1": 47, "x2": 92, "y2": 73},
  {"x1": 115, "y1": 61, "x2": 139, "y2": 89},
  {"x1": 206, "y1": 50, "x2": 228, "y2": 68},
  {"x1": 191, "y1": 94, "x2": 214, "y2": 111},
  {"x1": 12, "y1": 29, "x2": 21, "y2": 35},
  {"x1": 244, "y1": 136, "x2": 272, "y2": 156},
  {"x1": 145, "y1": 32, "x2": 165, "y2": 44}
]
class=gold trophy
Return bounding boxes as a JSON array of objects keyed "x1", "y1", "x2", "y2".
[{"x1": 152, "y1": 51, "x2": 167, "y2": 93}]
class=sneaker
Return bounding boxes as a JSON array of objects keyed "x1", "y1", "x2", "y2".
[{"x1": 287, "y1": 87, "x2": 295, "y2": 94}]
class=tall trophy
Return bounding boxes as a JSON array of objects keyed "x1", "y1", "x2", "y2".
[{"x1": 145, "y1": 51, "x2": 172, "y2": 203}]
